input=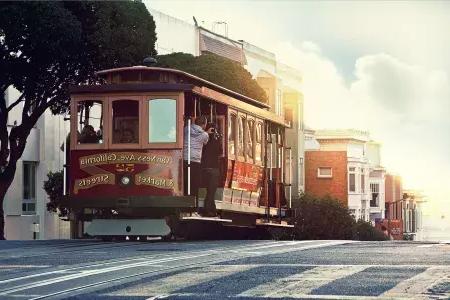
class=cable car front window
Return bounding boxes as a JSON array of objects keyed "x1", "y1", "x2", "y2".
[
  {"x1": 148, "y1": 99, "x2": 177, "y2": 143},
  {"x1": 77, "y1": 100, "x2": 103, "y2": 144},
  {"x1": 112, "y1": 100, "x2": 139, "y2": 144}
]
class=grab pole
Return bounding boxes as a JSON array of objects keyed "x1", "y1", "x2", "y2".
[{"x1": 187, "y1": 118, "x2": 191, "y2": 195}]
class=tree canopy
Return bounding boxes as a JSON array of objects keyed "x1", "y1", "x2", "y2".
[
  {"x1": 156, "y1": 52, "x2": 269, "y2": 103},
  {"x1": 0, "y1": 1, "x2": 157, "y2": 239}
]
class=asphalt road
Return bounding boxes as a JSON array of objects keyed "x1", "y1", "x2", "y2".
[{"x1": 0, "y1": 239, "x2": 448, "y2": 299}]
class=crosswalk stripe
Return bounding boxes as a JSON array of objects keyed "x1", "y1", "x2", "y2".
[
  {"x1": 107, "y1": 265, "x2": 254, "y2": 297},
  {"x1": 382, "y1": 266, "x2": 450, "y2": 298},
  {"x1": 238, "y1": 265, "x2": 367, "y2": 298}
]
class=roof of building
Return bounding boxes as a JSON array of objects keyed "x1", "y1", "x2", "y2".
[
  {"x1": 314, "y1": 129, "x2": 371, "y2": 142},
  {"x1": 199, "y1": 28, "x2": 246, "y2": 64}
]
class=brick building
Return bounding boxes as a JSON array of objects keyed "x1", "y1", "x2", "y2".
[
  {"x1": 304, "y1": 151, "x2": 348, "y2": 207},
  {"x1": 304, "y1": 129, "x2": 376, "y2": 221}
]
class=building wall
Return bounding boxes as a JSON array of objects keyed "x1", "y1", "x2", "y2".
[
  {"x1": 149, "y1": 9, "x2": 198, "y2": 55},
  {"x1": 4, "y1": 86, "x2": 71, "y2": 240},
  {"x1": 305, "y1": 151, "x2": 348, "y2": 206}
]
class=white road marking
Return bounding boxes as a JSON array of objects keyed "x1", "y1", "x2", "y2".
[
  {"x1": 108, "y1": 265, "x2": 254, "y2": 297},
  {"x1": 1, "y1": 240, "x2": 351, "y2": 298},
  {"x1": 382, "y1": 266, "x2": 450, "y2": 299},
  {"x1": 239, "y1": 265, "x2": 367, "y2": 297}
]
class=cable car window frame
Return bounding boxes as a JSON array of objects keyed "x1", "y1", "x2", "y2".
[
  {"x1": 144, "y1": 93, "x2": 183, "y2": 149},
  {"x1": 71, "y1": 96, "x2": 108, "y2": 150},
  {"x1": 109, "y1": 96, "x2": 143, "y2": 149}
]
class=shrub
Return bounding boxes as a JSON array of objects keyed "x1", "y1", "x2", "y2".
[
  {"x1": 353, "y1": 219, "x2": 389, "y2": 241},
  {"x1": 156, "y1": 52, "x2": 269, "y2": 103},
  {"x1": 293, "y1": 194, "x2": 356, "y2": 240}
]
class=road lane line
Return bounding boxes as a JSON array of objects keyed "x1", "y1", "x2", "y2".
[
  {"x1": 382, "y1": 266, "x2": 450, "y2": 298},
  {"x1": 239, "y1": 265, "x2": 367, "y2": 297}
]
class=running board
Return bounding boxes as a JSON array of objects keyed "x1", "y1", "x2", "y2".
[
  {"x1": 255, "y1": 221, "x2": 294, "y2": 228},
  {"x1": 181, "y1": 216, "x2": 232, "y2": 223}
]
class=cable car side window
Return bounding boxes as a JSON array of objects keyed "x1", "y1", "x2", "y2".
[
  {"x1": 77, "y1": 100, "x2": 103, "y2": 144},
  {"x1": 255, "y1": 121, "x2": 263, "y2": 163},
  {"x1": 148, "y1": 98, "x2": 177, "y2": 143},
  {"x1": 237, "y1": 115, "x2": 245, "y2": 158},
  {"x1": 246, "y1": 118, "x2": 255, "y2": 162},
  {"x1": 112, "y1": 100, "x2": 139, "y2": 144},
  {"x1": 228, "y1": 112, "x2": 237, "y2": 158}
]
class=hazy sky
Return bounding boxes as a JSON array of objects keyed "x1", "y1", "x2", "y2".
[{"x1": 147, "y1": 1, "x2": 450, "y2": 216}]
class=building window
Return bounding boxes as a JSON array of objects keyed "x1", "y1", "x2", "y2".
[
  {"x1": 317, "y1": 167, "x2": 332, "y2": 178},
  {"x1": 77, "y1": 100, "x2": 103, "y2": 144},
  {"x1": 285, "y1": 107, "x2": 293, "y2": 127},
  {"x1": 361, "y1": 169, "x2": 365, "y2": 193},
  {"x1": 275, "y1": 89, "x2": 282, "y2": 116},
  {"x1": 370, "y1": 183, "x2": 379, "y2": 207},
  {"x1": 349, "y1": 167, "x2": 356, "y2": 192},
  {"x1": 112, "y1": 100, "x2": 139, "y2": 144},
  {"x1": 23, "y1": 162, "x2": 36, "y2": 215},
  {"x1": 148, "y1": 99, "x2": 176, "y2": 143}
]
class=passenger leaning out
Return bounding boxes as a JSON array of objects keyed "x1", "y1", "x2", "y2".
[{"x1": 183, "y1": 116, "x2": 214, "y2": 198}]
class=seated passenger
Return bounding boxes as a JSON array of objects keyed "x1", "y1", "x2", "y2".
[
  {"x1": 119, "y1": 128, "x2": 136, "y2": 143},
  {"x1": 80, "y1": 125, "x2": 99, "y2": 144}
]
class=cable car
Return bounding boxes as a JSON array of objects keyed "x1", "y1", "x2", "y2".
[{"x1": 67, "y1": 65, "x2": 294, "y2": 240}]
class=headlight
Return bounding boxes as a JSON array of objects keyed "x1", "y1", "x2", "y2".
[{"x1": 121, "y1": 176, "x2": 131, "y2": 185}]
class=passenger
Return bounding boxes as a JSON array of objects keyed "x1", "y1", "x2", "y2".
[
  {"x1": 80, "y1": 125, "x2": 99, "y2": 144},
  {"x1": 183, "y1": 116, "x2": 213, "y2": 199},
  {"x1": 120, "y1": 129, "x2": 136, "y2": 143},
  {"x1": 201, "y1": 123, "x2": 222, "y2": 217}
]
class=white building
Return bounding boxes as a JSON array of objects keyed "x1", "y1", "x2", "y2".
[
  {"x1": 366, "y1": 141, "x2": 386, "y2": 222},
  {"x1": 3, "y1": 87, "x2": 70, "y2": 240}
]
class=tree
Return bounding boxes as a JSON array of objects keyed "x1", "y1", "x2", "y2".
[
  {"x1": 0, "y1": 1, "x2": 156, "y2": 239},
  {"x1": 43, "y1": 171, "x2": 68, "y2": 218},
  {"x1": 156, "y1": 52, "x2": 269, "y2": 103}
]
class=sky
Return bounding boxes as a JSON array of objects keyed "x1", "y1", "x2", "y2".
[{"x1": 147, "y1": 0, "x2": 450, "y2": 218}]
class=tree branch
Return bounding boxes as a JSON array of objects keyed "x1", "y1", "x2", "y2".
[
  {"x1": 0, "y1": 91, "x2": 9, "y2": 169},
  {"x1": 6, "y1": 93, "x2": 25, "y2": 113}
]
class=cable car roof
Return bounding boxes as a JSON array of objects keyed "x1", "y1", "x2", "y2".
[{"x1": 95, "y1": 66, "x2": 271, "y2": 109}]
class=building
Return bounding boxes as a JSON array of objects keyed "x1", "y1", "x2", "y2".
[
  {"x1": 305, "y1": 129, "x2": 383, "y2": 221},
  {"x1": 366, "y1": 141, "x2": 386, "y2": 221},
  {"x1": 3, "y1": 87, "x2": 71, "y2": 240},
  {"x1": 150, "y1": 9, "x2": 306, "y2": 199}
]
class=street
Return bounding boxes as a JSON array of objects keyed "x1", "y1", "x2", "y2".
[{"x1": 0, "y1": 240, "x2": 448, "y2": 299}]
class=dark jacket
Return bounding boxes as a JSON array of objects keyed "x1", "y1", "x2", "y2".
[{"x1": 201, "y1": 133, "x2": 222, "y2": 168}]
